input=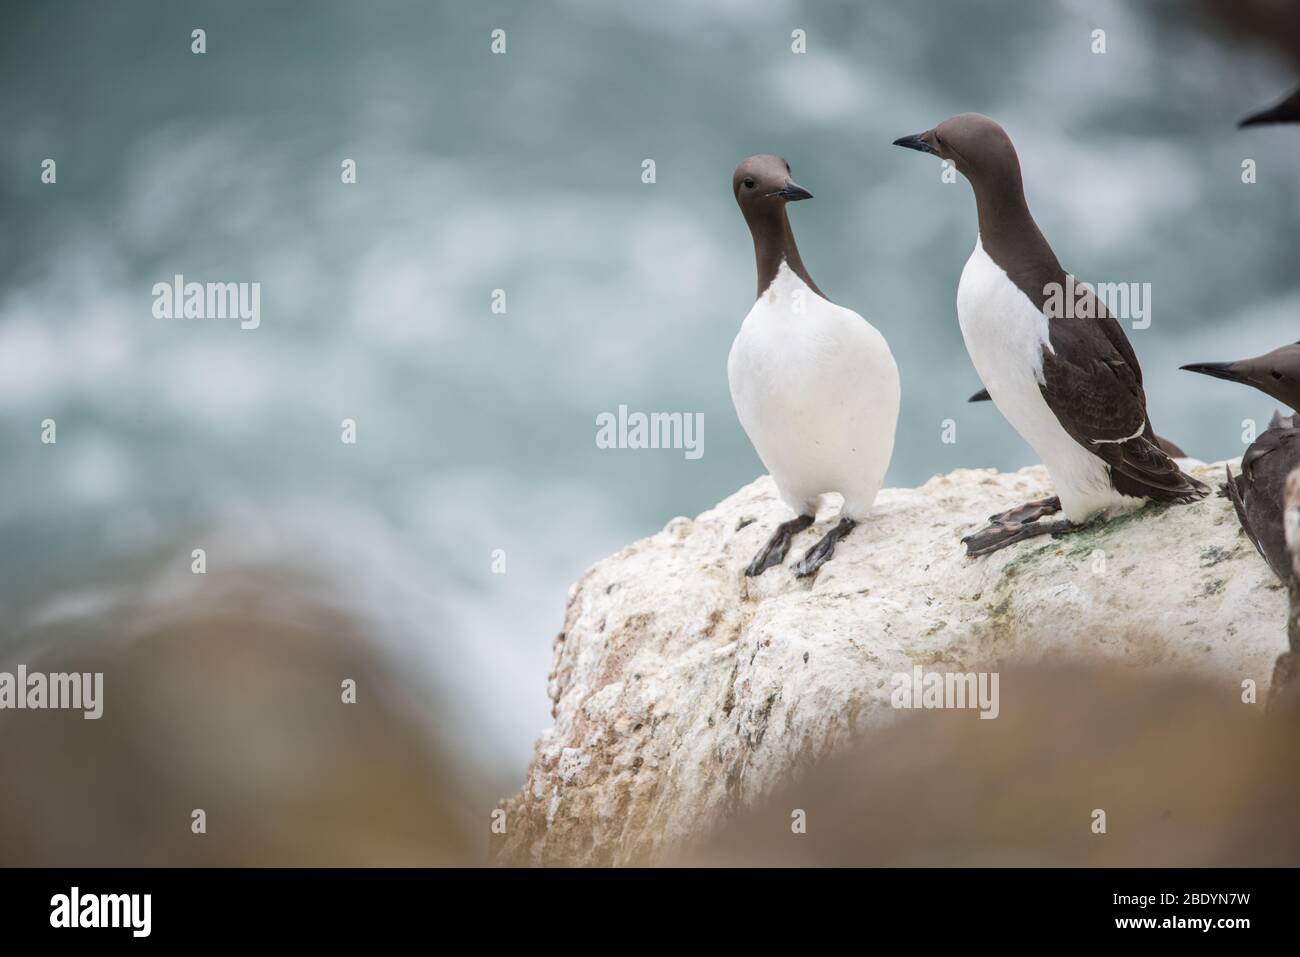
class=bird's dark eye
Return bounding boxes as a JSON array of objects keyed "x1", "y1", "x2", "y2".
[
  {"x1": 743, "y1": 178, "x2": 755, "y2": 189},
  {"x1": 1271, "y1": 370, "x2": 1284, "y2": 380}
]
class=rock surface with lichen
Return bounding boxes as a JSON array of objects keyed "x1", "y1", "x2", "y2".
[{"x1": 492, "y1": 461, "x2": 1287, "y2": 866}]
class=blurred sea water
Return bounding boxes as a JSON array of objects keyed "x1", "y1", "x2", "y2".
[{"x1": 2, "y1": 0, "x2": 1299, "y2": 797}]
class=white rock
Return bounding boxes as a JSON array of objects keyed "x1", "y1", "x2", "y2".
[{"x1": 493, "y1": 462, "x2": 1287, "y2": 866}]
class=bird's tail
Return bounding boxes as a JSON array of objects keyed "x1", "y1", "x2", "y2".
[{"x1": 1107, "y1": 433, "x2": 1209, "y2": 504}]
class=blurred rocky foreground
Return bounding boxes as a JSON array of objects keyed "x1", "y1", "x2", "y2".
[
  {"x1": 5, "y1": 463, "x2": 1297, "y2": 868},
  {"x1": 695, "y1": 666, "x2": 1299, "y2": 867},
  {"x1": 493, "y1": 462, "x2": 1300, "y2": 866},
  {"x1": 0, "y1": 577, "x2": 482, "y2": 866}
]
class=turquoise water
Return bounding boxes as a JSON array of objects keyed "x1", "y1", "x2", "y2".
[{"x1": 2, "y1": 0, "x2": 1298, "y2": 784}]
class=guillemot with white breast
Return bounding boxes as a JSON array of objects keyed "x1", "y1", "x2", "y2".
[
  {"x1": 728, "y1": 155, "x2": 900, "y2": 578},
  {"x1": 893, "y1": 113, "x2": 1207, "y2": 555}
]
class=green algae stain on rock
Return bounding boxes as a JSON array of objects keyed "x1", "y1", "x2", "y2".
[{"x1": 1199, "y1": 544, "x2": 1239, "y2": 568}]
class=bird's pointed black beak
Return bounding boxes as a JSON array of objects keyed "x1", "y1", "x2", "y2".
[
  {"x1": 1180, "y1": 361, "x2": 1246, "y2": 385},
  {"x1": 768, "y1": 180, "x2": 813, "y2": 201},
  {"x1": 1239, "y1": 99, "x2": 1300, "y2": 128},
  {"x1": 1239, "y1": 104, "x2": 1291, "y2": 128},
  {"x1": 893, "y1": 133, "x2": 938, "y2": 156}
]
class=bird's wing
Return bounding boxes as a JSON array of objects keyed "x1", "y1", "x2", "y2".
[
  {"x1": 1236, "y1": 423, "x2": 1300, "y2": 581},
  {"x1": 1224, "y1": 465, "x2": 1265, "y2": 565},
  {"x1": 1037, "y1": 289, "x2": 1204, "y2": 499}
]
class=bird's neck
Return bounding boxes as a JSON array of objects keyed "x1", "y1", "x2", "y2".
[
  {"x1": 748, "y1": 208, "x2": 825, "y2": 301},
  {"x1": 972, "y1": 173, "x2": 1063, "y2": 311}
]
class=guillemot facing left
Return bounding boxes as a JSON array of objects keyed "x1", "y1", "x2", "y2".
[
  {"x1": 728, "y1": 154, "x2": 900, "y2": 578},
  {"x1": 1182, "y1": 343, "x2": 1300, "y2": 582},
  {"x1": 894, "y1": 114, "x2": 1207, "y2": 555}
]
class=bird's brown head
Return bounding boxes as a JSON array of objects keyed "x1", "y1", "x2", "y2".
[
  {"x1": 732, "y1": 154, "x2": 813, "y2": 221},
  {"x1": 893, "y1": 112, "x2": 1022, "y2": 192},
  {"x1": 1181, "y1": 342, "x2": 1300, "y2": 413}
]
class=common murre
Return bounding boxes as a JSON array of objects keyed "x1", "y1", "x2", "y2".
[
  {"x1": 728, "y1": 154, "x2": 900, "y2": 577},
  {"x1": 1181, "y1": 343, "x2": 1300, "y2": 581},
  {"x1": 893, "y1": 113, "x2": 1207, "y2": 555}
]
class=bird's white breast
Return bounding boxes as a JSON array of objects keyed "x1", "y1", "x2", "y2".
[
  {"x1": 728, "y1": 262, "x2": 899, "y2": 519},
  {"x1": 956, "y1": 239, "x2": 1133, "y2": 521}
]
